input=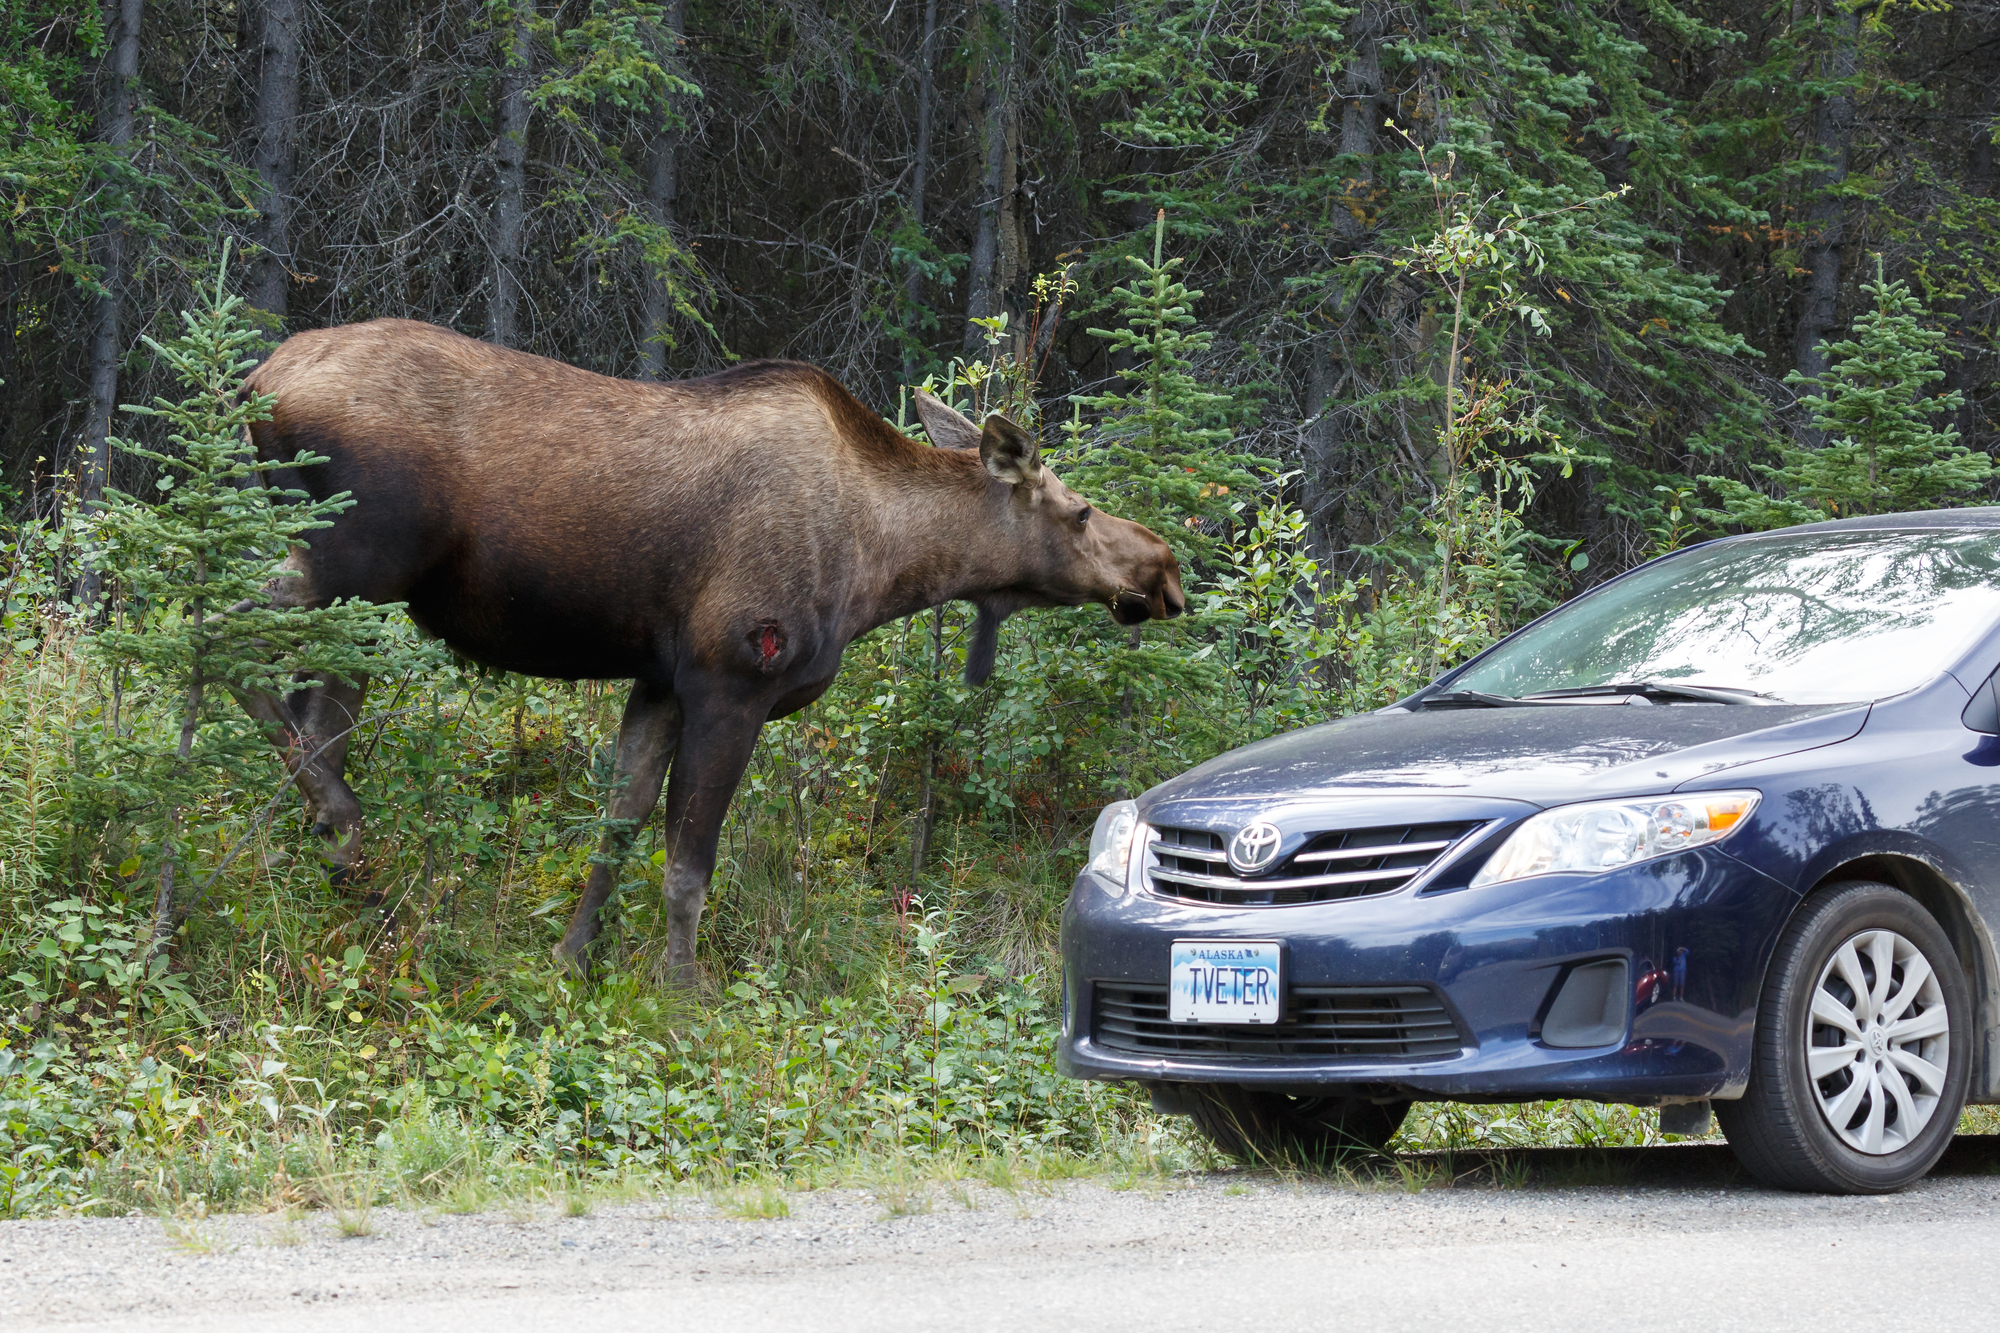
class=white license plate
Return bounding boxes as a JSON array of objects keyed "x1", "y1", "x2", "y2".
[{"x1": 1169, "y1": 940, "x2": 1282, "y2": 1024}]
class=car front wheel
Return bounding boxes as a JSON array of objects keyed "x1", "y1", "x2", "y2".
[
  {"x1": 1180, "y1": 1085, "x2": 1410, "y2": 1163},
  {"x1": 1716, "y1": 881, "x2": 1971, "y2": 1193}
]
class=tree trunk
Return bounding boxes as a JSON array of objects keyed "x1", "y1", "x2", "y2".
[
  {"x1": 1946, "y1": 79, "x2": 1998, "y2": 455},
  {"x1": 1793, "y1": 5, "x2": 1860, "y2": 396},
  {"x1": 150, "y1": 677, "x2": 202, "y2": 957},
  {"x1": 486, "y1": 8, "x2": 535, "y2": 348},
  {"x1": 151, "y1": 558, "x2": 206, "y2": 959},
  {"x1": 78, "y1": 0, "x2": 144, "y2": 609},
  {"x1": 1301, "y1": 345, "x2": 1341, "y2": 569},
  {"x1": 963, "y1": 0, "x2": 1015, "y2": 355},
  {"x1": 1, "y1": 244, "x2": 20, "y2": 471},
  {"x1": 247, "y1": 0, "x2": 304, "y2": 323},
  {"x1": 1305, "y1": 1, "x2": 1386, "y2": 563},
  {"x1": 902, "y1": 0, "x2": 941, "y2": 385},
  {"x1": 910, "y1": 605, "x2": 943, "y2": 875},
  {"x1": 1336, "y1": 3, "x2": 1384, "y2": 242},
  {"x1": 638, "y1": 0, "x2": 688, "y2": 381}
]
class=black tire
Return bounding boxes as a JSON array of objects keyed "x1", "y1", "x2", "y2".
[
  {"x1": 1182, "y1": 1084, "x2": 1411, "y2": 1163},
  {"x1": 1716, "y1": 881, "x2": 1971, "y2": 1194}
]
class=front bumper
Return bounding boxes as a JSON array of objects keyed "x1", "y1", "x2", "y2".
[{"x1": 1059, "y1": 843, "x2": 1797, "y2": 1105}]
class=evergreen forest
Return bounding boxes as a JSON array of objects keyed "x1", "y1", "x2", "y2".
[{"x1": 0, "y1": 0, "x2": 1997, "y2": 1211}]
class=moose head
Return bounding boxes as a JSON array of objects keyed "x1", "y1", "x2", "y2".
[{"x1": 913, "y1": 389, "x2": 1186, "y2": 683}]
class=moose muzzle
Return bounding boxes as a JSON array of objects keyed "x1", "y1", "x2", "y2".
[{"x1": 1111, "y1": 559, "x2": 1186, "y2": 625}]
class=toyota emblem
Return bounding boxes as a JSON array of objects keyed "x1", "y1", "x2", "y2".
[{"x1": 1228, "y1": 820, "x2": 1284, "y2": 875}]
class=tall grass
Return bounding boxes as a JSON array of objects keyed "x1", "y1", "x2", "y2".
[{"x1": 0, "y1": 626, "x2": 89, "y2": 918}]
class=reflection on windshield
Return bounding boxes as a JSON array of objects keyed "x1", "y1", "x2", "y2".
[{"x1": 1450, "y1": 529, "x2": 2000, "y2": 705}]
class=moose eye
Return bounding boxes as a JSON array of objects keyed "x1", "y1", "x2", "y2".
[{"x1": 1077, "y1": 505, "x2": 1092, "y2": 525}]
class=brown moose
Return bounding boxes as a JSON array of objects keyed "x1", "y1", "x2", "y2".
[{"x1": 239, "y1": 320, "x2": 1184, "y2": 979}]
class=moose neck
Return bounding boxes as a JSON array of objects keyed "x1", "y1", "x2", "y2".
[{"x1": 850, "y1": 457, "x2": 1037, "y2": 636}]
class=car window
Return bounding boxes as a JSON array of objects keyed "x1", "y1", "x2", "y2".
[{"x1": 1448, "y1": 527, "x2": 2000, "y2": 705}]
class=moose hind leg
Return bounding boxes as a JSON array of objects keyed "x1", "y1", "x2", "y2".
[
  {"x1": 555, "y1": 682, "x2": 684, "y2": 974},
  {"x1": 293, "y1": 674, "x2": 370, "y2": 882},
  {"x1": 652, "y1": 696, "x2": 767, "y2": 989},
  {"x1": 229, "y1": 555, "x2": 374, "y2": 884},
  {"x1": 235, "y1": 673, "x2": 370, "y2": 886}
]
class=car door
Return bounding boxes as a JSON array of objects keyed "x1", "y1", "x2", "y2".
[{"x1": 1914, "y1": 663, "x2": 2000, "y2": 889}]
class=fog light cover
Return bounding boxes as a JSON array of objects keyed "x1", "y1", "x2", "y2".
[{"x1": 1541, "y1": 959, "x2": 1629, "y2": 1049}]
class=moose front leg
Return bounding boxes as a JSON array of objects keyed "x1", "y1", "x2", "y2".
[
  {"x1": 555, "y1": 681, "x2": 684, "y2": 974},
  {"x1": 653, "y1": 698, "x2": 767, "y2": 988}
]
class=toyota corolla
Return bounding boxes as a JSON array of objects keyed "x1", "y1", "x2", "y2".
[{"x1": 1059, "y1": 511, "x2": 2000, "y2": 1193}]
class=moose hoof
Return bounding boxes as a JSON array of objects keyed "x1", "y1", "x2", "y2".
[
  {"x1": 656, "y1": 954, "x2": 702, "y2": 995},
  {"x1": 551, "y1": 940, "x2": 591, "y2": 981}
]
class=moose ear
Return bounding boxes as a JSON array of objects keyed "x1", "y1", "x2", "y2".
[
  {"x1": 913, "y1": 389, "x2": 982, "y2": 451},
  {"x1": 979, "y1": 413, "x2": 1039, "y2": 486}
]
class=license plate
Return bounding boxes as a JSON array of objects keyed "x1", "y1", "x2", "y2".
[{"x1": 1169, "y1": 940, "x2": 1282, "y2": 1024}]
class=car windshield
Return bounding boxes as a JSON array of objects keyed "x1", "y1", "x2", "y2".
[{"x1": 1446, "y1": 527, "x2": 2000, "y2": 705}]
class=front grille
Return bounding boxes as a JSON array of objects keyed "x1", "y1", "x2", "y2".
[
  {"x1": 1147, "y1": 821, "x2": 1482, "y2": 906},
  {"x1": 1093, "y1": 985, "x2": 1465, "y2": 1060}
]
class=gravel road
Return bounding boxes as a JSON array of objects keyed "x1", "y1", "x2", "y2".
[{"x1": 9, "y1": 1142, "x2": 2000, "y2": 1333}]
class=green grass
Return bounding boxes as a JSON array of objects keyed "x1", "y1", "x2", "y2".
[
  {"x1": 334, "y1": 1205, "x2": 376, "y2": 1238},
  {"x1": 160, "y1": 1214, "x2": 231, "y2": 1254},
  {"x1": 716, "y1": 1178, "x2": 791, "y2": 1220}
]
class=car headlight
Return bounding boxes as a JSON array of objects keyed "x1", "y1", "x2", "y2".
[
  {"x1": 1469, "y1": 790, "x2": 1761, "y2": 889},
  {"x1": 1087, "y1": 800, "x2": 1140, "y2": 882}
]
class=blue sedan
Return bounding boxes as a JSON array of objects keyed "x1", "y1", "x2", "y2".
[{"x1": 1059, "y1": 511, "x2": 2000, "y2": 1193}]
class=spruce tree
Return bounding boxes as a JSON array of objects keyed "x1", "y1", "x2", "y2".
[
  {"x1": 1706, "y1": 257, "x2": 1984, "y2": 527},
  {"x1": 1067, "y1": 210, "x2": 1265, "y2": 561},
  {"x1": 83, "y1": 248, "x2": 421, "y2": 955},
  {"x1": 1050, "y1": 211, "x2": 1273, "y2": 793}
]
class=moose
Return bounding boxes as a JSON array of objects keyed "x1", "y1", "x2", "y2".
[{"x1": 239, "y1": 320, "x2": 1184, "y2": 978}]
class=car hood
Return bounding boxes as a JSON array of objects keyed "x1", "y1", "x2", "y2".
[{"x1": 1140, "y1": 703, "x2": 1870, "y2": 816}]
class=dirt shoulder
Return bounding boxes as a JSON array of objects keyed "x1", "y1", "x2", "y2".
[{"x1": 8, "y1": 1148, "x2": 2000, "y2": 1332}]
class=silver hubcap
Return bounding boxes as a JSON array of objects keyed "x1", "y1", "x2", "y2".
[{"x1": 1807, "y1": 928, "x2": 1950, "y2": 1155}]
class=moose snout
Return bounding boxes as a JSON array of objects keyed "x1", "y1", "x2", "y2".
[
  {"x1": 1101, "y1": 518, "x2": 1184, "y2": 625},
  {"x1": 1111, "y1": 554, "x2": 1184, "y2": 624}
]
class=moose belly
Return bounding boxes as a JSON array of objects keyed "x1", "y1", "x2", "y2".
[{"x1": 405, "y1": 563, "x2": 675, "y2": 682}]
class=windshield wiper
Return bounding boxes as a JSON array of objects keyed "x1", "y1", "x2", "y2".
[
  {"x1": 1416, "y1": 689, "x2": 1543, "y2": 708},
  {"x1": 1419, "y1": 680, "x2": 1784, "y2": 710},
  {"x1": 1524, "y1": 680, "x2": 1779, "y2": 706}
]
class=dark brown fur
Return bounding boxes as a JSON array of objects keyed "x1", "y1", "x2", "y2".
[{"x1": 240, "y1": 320, "x2": 1183, "y2": 977}]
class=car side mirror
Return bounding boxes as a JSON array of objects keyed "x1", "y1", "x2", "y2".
[{"x1": 1964, "y1": 670, "x2": 2000, "y2": 734}]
